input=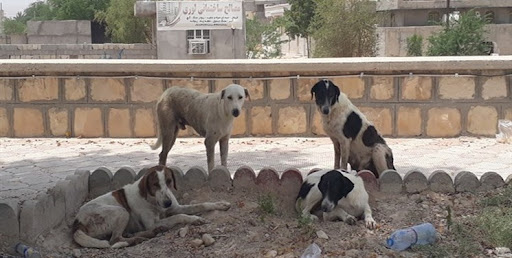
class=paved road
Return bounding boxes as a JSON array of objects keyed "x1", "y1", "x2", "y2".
[{"x1": 1, "y1": 136, "x2": 511, "y2": 203}]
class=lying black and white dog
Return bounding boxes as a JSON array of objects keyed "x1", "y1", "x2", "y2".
[
  {"x1": 296, "y1": 169, "x2": 376, "y2": 229},
  {"x1": 311, "y1": 79, "x2": 396, "y2": 178}
]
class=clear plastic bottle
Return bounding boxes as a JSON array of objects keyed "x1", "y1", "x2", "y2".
[
  {"x1": 15, "y1": 243, "x2": 42, "y2": 258},
  {"x1": 301, "y1": 243, "x2": 321, "y2": 258},
  {"x1": 386, "y1": 223, "x2": 437, "y2": 251}
]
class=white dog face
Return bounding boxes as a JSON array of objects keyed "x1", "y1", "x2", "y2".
[
  {"x1": 138, "y1": 165, "x2": 178, "y2": 209},
  {"x1": 220, "y1": 84, "x2": 250, "y2": 117}
]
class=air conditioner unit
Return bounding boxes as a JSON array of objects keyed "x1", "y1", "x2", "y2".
[{"x1": 188, "y1": 39, "x2": 208, "y2": 55}]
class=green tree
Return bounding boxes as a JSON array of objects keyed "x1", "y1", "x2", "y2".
[
  {"x1": 2, "y1": 13, "x2": 27, "y2": 35},
  {"x1": 48, "y1": 0, "x2": 110, "y2": 20},
  {"x1": 427, "y1": 10, "x2": 491, "y2": 56},
  {"x1": 282, "y1": 0, "x2": 316, "y2": 57},
  {"x1": 312, "y1": 0, "x2": 378, "y2": 57},
  {"x1": 95, "y1": 0, "x2": 151, "y2": 43},
  {"x1": 406, "y1": 34, "x2": 423, "y2": 56},
  {"x1": 23, "y1": 1, "x2": 55, "y2": 21},
  {"x1": 246, "y1": 17, "x2": 289, "y2": 59}
]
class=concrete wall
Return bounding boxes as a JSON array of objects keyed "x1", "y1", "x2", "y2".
[
  {"x1": 0, "y1": 57, "x2": 511, "y2": 138},
  {"x1": 377, "y1": 0, "x2": 512, "y2": 11},
  {"x1": 0, "y1": 44, "x2": 156, "y2": 59},
  {"x1": 27, "y1": 20, "x2": 92, "y2": 44},
  {"x1": 377, "y1": 24, "x2": 512, "y2": 56}
]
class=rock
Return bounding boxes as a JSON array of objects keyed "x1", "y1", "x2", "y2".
[
  {"x1": 72, "y1": 249, "x2": 82, "y2": 258},
  {"x1": 179, "y1": 226, "x2": 189, "y2": 238},
  {"x1": 496, "y1": 247, "x2": 512, "y2": 255},
  {"x1": 316, "y1": 230, "x2": 329, "y2": 239},
  {"x1": 202, "y1": 233, "x2": 215, "y2": 247},
  {"x1": 264, "y1": 250, "x2": 278, "y2": 257},
  {"x1": 265, "y1": 233, "x2": 270, "y2": 238},
  {"x1": 191, "y1": 238, "x2": 203, "y2": 247}
]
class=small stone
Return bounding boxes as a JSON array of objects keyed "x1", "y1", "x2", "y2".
[
  {"x1": 316, "y1": 230, "x2": 329, "y2": 239},
  {"x1": 73, "y1": 249, "x2": 82, "y2": 258},
  {"x1": 265, "y1": 233, "x2": 270, "y2": 238},
  {"x1": 179, "y1": 226, "x2": 189, "y2": 238},
  {"x1": 496, "y1": 247, "x2": 511, "y2": 255},
  {"x1": 276, "y1": 253, "x2": 295, "y2": 258},
  {"x1": 191, "y1": 238, "x2": 203, "y2": 247},
  {"x1": 264, "y1": 250, "x2": 278, "y2": 257},
  {"x1": 202, "y1": 233, "x2": 215, "y2": 247}
]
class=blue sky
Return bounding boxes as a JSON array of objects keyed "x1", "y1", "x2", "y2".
[{"x1": 2, "y1": 0, "x2": 38, "y2": 17}]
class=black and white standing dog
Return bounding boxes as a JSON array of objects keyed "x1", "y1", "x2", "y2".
[
  {"x1": 311, "y1": 79, "x2": 396, "y2": 178},
  {"x1": 296, "y1": 169, "x2": 376, "y2": 229}
]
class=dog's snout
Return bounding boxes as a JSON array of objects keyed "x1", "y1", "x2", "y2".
[
  {"x1": 164, "y1": 200, "x2": 173, "y2": 208},
  {"x1": 322, "y1": 107, "x2": 330, "y2": 115},
  {"x1": 232, "y1": 109, "x2": 240, "y2": 117},
  {"x1": 321, "y1": 206, "x2": 330, "y2": 212}
]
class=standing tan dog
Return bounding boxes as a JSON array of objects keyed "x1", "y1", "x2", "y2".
[{"x1": 151, "y1": 84, "x2": 250, "y2": 172}]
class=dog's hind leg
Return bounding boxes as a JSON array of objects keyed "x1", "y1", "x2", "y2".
[
  {"x1": 153, "y1": 214, "x2": 208, "y2": 233},
  {"x1": 166, "y1": 201, "x2": 231, "y2": 216},
  {"x1": 371, "y1": 144, "x2": 391, "y2": 178},
  {"x1": 219, "y1": 135, "x2": 229, "y2": 167},
  {"x1": 158, "y1": 121, "x2": 179, "y2": 166},
  {"x1": 204, "y1": 136, "x2": 217, "y2": 172},
  {"x1": 330, "y1": 137, "x2": 341, "y2": 169}
]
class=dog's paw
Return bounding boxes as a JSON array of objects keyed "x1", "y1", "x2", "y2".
[
  {"x1": 344, "y1": 215, "x2": 357, "y2": 225},
  {"x1": 365, "y1": 218, "x2": 377, "y2": 229},
  {"x1": 215, "y1": 201, "x2": 231, "y2": 211},
  {"x1": 190, "y1": 216, "x2": 208, "y2": 225}
]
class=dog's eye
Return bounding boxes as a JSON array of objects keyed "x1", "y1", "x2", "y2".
[
  {"x1": 238, "y1": 96, "x2": 242, "y2": 100},
  {"x1": 227, "y1": 96, "x2": 232, "y2": 100}
]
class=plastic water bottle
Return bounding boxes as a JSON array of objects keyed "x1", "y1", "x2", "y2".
[
  {"x1": 301, "y1": 243, "x2": 321, "y2": 258},
  {"x1": 15, "y1": 243, "x2": 42, "y2": 258},
  {"x1": 386, "y1": 223, "x2": 437, "y2": 251}
]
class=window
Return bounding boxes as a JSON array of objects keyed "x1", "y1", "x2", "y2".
[
  {"x1": 484, "y1": 11, "x2": 495, "y2": 23},
  {"x1": 427, "y1": 11, "x2": 441, "y2": 24},
  {"x1": 186, "y1": 30, "x2": 210, "y2": 54}
]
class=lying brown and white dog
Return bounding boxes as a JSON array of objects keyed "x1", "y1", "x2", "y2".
[
  {"x1": 72, "y1": 165, "x2": 230, "y2": 248},
  {"x1": 296, "y1": 169, "x2": 376, "y2": 229},
  {"x1": 311, "y1": 79, "x2": 396, "y2": 178}
]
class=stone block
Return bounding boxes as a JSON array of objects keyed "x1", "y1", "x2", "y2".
[
  {"x1": 311, "y1": 109, "x2": 326, "y2": 136},
  {"x1": 370, "y1": 77, "x2": 394, "y2": 100},
  {"x1": 251, "y1": 106, "x2": 272, "y2": 135},
  {"x1": 401, "y1": 77, "x2": 432, "y2": 100},
  {"x1": 359, "y1": 107, "x2": 393, "y2": 136},
  {"x1": 183, "y1": 166, "x2": 208, "y2": 191},
  {"x1": 20, "y1": 190, "x2": 65, "y2": 243},
  {"x1": 467, "y1": 106, "x2": 498, "y2": 136},
  {"x1": 169, "y1": 166, "x2": 185, "y2": 196},
  {"x1": 239, "y1": 79, "x2": 264, "y2": 100},
  {"x1": 506, "y1": 174, "x2": 512, "y2": 185},
  {"x1": 357, "y1": 170, "x2": 379, "y2": 194},
  {"x1": 331, "y1": 77, "x2": 365, "y2": 99},
  {"x1": 63, "y1": 170, "x2": 89, "y2": 225},
  {"x1": 481, "y1": 76, "x2": 507, "y2": 100},
  {"x1": 427, "y1": 170, "x2": 455, "y2": 193},
  {"x1": 14, "y1": 108, "x2": 44, "y2": 137},
  {"x1": 478, "y1": 172, "x2": 505, "y2": 192},
  {"x1": 112, "y1": 167, "x2": 136, "y2": 190},
  {"x1": 297, "y1": 78, "x2": 318, "y2": 101},
  {"x1": 90, "y1": 78, "x2": 126, "y2": 102},
  {"x1": 256, "y1": 168, "x2": 280, "y2": 194},
  {"x1": 231, "y1": 108, "x2": 247, "y2": 136},
  {"x1": 233, "y1": 166, "x2": 257, "y2": 193},
  {"x1": 397, "y1": 107, "x2": 422, "y2": 136},
  {"x1": 170, "y1": 80, "x2": 209, "y2": 94},
  {"x1": 134, "y1": 108, "x2": 155, "y2": 137},
  {"x1": 426, "y1": 107, "x2": 461, "y2": 137},
  {"x1": 278, "y1": 169, "x2": 303, "y2": 215},
  {"x1": 74, "y1": 107, "x2": 103, "y2": 137},
  {"x1": 89, "y1": 167, "x2": 113, "y2": 199},
  {"x1": 403, "y1": 170, "x2": 428, "y2": 193},
  {"x1": 0, "y1": 108, "x2": 9, "y2": 136},
  {"x1": 18, "y1": 78, "x2": 59, "y2": 102},
  {"x1": 454, "y1": 171, "x2": 480, "y2": 193},
  {"x1": 0, "y1": 79, "x2": 14, "y2": 101},
  {"x1": 505, "y1": 108, "x2": 512, "y2": 121},
  {"x1": 130, "y1": 78, "x2": 164, "y2": 102},
  {"x1": 379, "y1": 170, "x2": 403, "y2": 194},
  {"x1": 277, "y1": 106, "x2": 307, "y2": 134},
  {"x1": 269, "y1": 79, "x2": 291, "y2": 100},
  {"x1": 64, "y1": 78, "x2": 86, "y2": 101},
  {"x1": 0, "y1": 200, "x2": 19, "y2": 253},
  {"x1": 438, "y1": 77, "x2": 475, "y2": 99},
  {"x1": 108, "y1": 108, "x2": 131, "y2": 137},
  {"x1": 208, "y1": 166, "x2": 232, "y2": 192},
  {"x1": 48, "y1": 108, "x2": 68, "y2": 136}
]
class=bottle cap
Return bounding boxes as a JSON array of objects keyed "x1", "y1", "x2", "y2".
[{"x1": 386, "y1": 238, "x2": 394, "y2": 247}]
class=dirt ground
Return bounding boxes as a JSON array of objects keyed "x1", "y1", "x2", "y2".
[{"x1": 30, "y1": 184, "x2": 508, "y2": 258}]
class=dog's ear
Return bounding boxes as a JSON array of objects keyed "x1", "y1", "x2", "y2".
[
  {"x1": 334, "y1": 83, "x2": 340, "y2": 103},
  {"x1": 244, "y1": 88, "x2": 251, "y2": 101},
  {"x1": 138, "y1": 171, "x2": 149, "y2": 199},
  {"x1": 311, "y1": 82, "x2": 320, "y2": 100},
  {"x1": 221, "y1": 89, "x2": 225, "y2": 100}
]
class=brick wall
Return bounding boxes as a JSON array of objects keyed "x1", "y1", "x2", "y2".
[{"x1": 0, "y1": 58, "x2": 511, "y2": 138}]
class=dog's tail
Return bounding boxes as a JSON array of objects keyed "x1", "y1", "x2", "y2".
[{"x1": 73, "y1": 229, "x2": 111, "y2": 248}]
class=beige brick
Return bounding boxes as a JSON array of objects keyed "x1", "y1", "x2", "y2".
[
  {"x1": 134, "y1": 108, "x2": 155, "y2": 137},
  {"x1": 108, "y1": 108, "x2": 131, "y2": 137},
  {"x1": 251, "y1": 106, "x2": 272, "y2": 135},
  {"x1": 331, "y1": 77, "x2": 365, "y2": 99},
  {"x1": 18, "y1": 78, "x2": 58, "y2": 102},
  {"x1": 401, "y1": 77, "x2": 432, "y2": 100},
  {"x1": 74, "y1": 108, "x2": 103, "y2": 137},
  {"x1": 239, "y1": 79, "x2": 264, "y2": 100},
  {"x1": 48, "y1": 108, "x2": 68, "y2": 136},
  {"x1": 397, "y1": 107, "x2": 422, "y2": 136},
  {"x1": 359, "y1": 107, "x2": 393, "y2": 136},
  {"x1": 370, "y1": 77, "x2": 394, "y2": 100},
  {"x1": 90, "y1": 78, "x2": 126, "y2": 102},
  {"x1": 467, "y1": 106, "x2": 498, "y2": 136},
  {"x1": 426, "y1": 108, "x2": 461, "y2": 137},
  {"x1": 297, "y1": 78, "x2": 319, "y2": 101},
  {"x1": 505, "y1": 108, "x2": 512, "y2": 121},
  {"x1": 131, "y1": 78, "x2": 164, "y2": 102},
  {"x1": 14, "y1": 108, "x2": 44, "y2": 137},
  {"x1": 0, "y1": 108, "x2": 9, "y2": 136},
  {"x1": 0, "y1": 79, "x2": 14, "y2": 101},
  {"x1": 269, "y1": 79, "x2": 290, "y2": 100},
  {"x1": 170, "y1": 79, "x2": 210, "y2": 94},
  {"x1": 64, "y1": 79, "x2": 86, "y2": 101},
  {"x1": 231, "y1": 108, "x2": 247, "y2": 135},
  {"x1": 214, "y1": 79, "x2": 235, "y2": 93},
  {"x1": 311, "y1": 110, "x2": 326, "y2": 136},
  {"x1": 481, "y1": 76, "x2": 507, "y2": 100},
  {"x1": 438, "y1": 77, "x2": 475, "y2": 99},
  {"x1": 277, "y1": 106, "x2": 307, "y2": 134}
]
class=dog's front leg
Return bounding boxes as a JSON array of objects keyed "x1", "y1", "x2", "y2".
[
  {"x1": 153, "y1": 214, "x2": 208, "y2": 233},
  {"x1": 323, "y1": 206, "x2": 356, "y2": 225},
  {"x1": 363, "y1": 203, "x2": 376, "y2": 229},
  {"x1": 340, "y1": 139, "x2": 350, "y2": 170},
  {"x1": 219, "y1": 135, "x2": 229, "y2": 167},
  {"x1": 166, "y1": 201, "x2": 231, "y2": 216},
  {"x1": 204, "y1": 136, "x2": 217, "y2": 172},
  {"x1": 330, "y1": 137, "x2": 341, "y2": 169}
]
